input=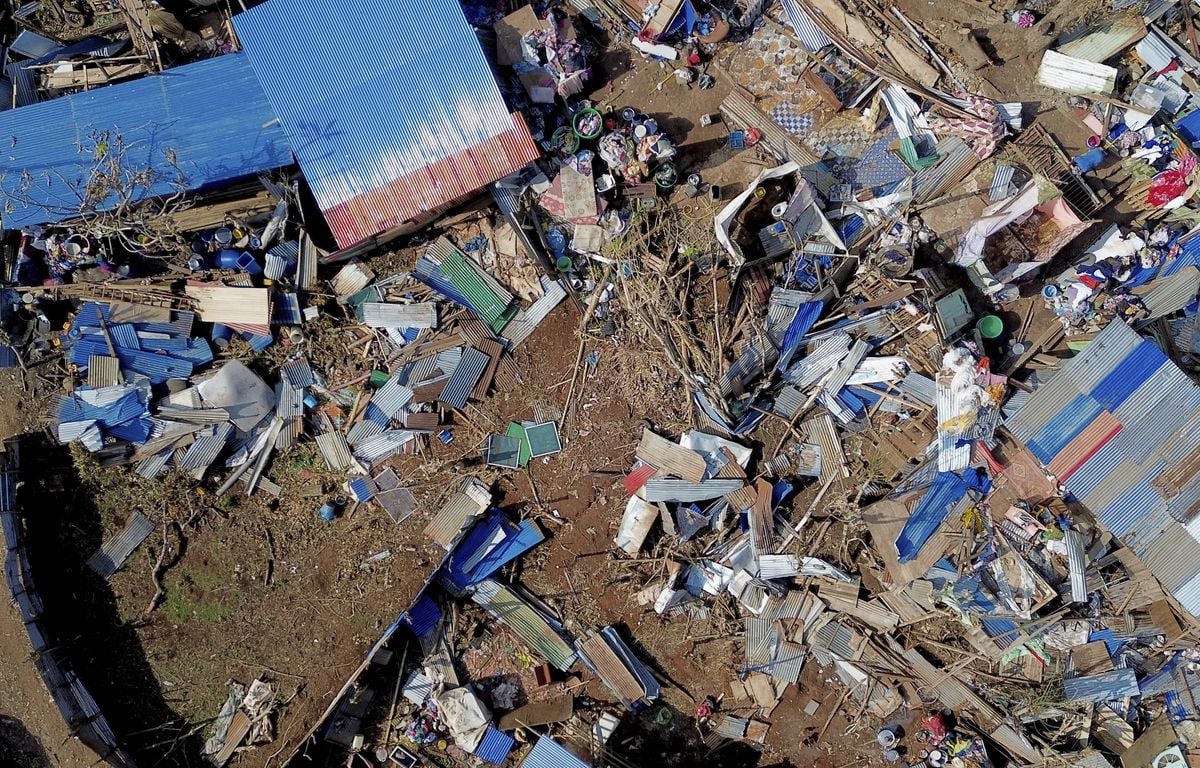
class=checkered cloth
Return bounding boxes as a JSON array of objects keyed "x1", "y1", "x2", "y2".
[{"x1": 771, "y1": 103, "x2": 814, "y2": 136}]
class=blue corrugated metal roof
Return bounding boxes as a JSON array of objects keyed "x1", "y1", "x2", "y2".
[
  {"x1": 776, "y1": 300, "x2": 824, "y2": 371},
  {"x1": 521, "y1": 736, "x2": 591, "y2": 768},
  {"x1": 1091, "y1": 340, "x2": 1167, "y2": 410},
  {"x1": 896, "y1": 471, "x2": 970, "y2": 563},
  {"x1": 402, "y1": 594, "x2": 441, "y2": 638},
  {"x1": 232, "y1": 0, "x2": 538, "y2": 248},
  {"x1": 1062, "y1": 668, "x2": 1139, "y2": 702},
  {"x1": 1027, "y1": 393, "x2": 1104, "y2": 463},
  {"x1": 474, "y1": 726, "x2": 516, "y2": 766},
  {"x1": 0, "y1": 53, "x2": 292, "y2": 228},
  {"x1": 442, "y1": 511, "x2": 544, "y2": 590}
]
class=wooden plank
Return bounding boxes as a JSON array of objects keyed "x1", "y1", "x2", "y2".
[
  {"x1": 802, "y1": 67, "x2": 842, "y2": 110},
  {"x1": 45, "y1": 61, "x2": 146, "y2": 88},
  {"x1": 497, "y1": 694, "x2": 574, "y2": 730},
  {"x1": 471, "y1": 338, "x2": 505, "y2": 401},
  {"x1": 183, "y1": 285, "x2": 270, "y2": 325}
]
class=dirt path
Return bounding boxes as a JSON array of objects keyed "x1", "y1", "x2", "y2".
[{"x1": 0, "y1": 591, "x2": 98, "y2": 767}]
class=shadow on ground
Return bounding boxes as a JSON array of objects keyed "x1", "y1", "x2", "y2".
[
  {"x1": 19, "y1": 436, "x2": 201, "y2": 766},
  {"x1": 0, "y1": 715, "x2": 53, "y2": 768}
]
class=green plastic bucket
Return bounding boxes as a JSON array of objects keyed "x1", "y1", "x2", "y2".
[{"x1": 977, "y1": 314, "x2": 1004, "y2": 339}]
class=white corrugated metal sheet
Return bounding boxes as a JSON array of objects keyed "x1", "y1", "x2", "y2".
[{"x1": 1037, "y1": 50, "x2": 1117, "y2": 94}]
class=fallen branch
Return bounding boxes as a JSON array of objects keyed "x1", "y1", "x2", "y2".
[{"x1": 144, "y1": 520, "x2": 170, "y2": 616}]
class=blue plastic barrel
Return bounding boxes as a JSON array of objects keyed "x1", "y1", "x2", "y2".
[{"x1": 211, "y1": 323, "x2": 233, "y2": 349}]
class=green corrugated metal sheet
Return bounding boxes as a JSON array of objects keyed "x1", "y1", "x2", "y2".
[
  {"x1": 442, "y1": 249, "x2": 518, "y2": 333},
  {"x1": 471, "y1": 580, "x2": 577, "y2": 670}
]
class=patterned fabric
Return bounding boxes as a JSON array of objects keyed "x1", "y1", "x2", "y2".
[
  {"x1": 849, "y1": 129, "x2": 911, "y2": 190},
  {"x1": 929, "y1": 92, "x2": 1007, "y2": 159},
  {"x1": 771, "y1": 103, "x2": 814, "y2": 136}
]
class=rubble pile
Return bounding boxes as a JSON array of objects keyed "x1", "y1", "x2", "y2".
[{"x1": 15, "y1": 0, "x2": 1200, "y2": 765}]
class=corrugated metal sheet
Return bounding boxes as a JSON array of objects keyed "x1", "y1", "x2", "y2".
[
  {"x1": 1058, "y1": 16, "x2": 1147, "y2": 62},
  {"x1": 1062, "y1": 669, "x2": 1139, "y2": 702},
  {"x1": 502, "y1": 278, "x2": 568, "y2": 348},
  {"x1": 87, "y1": 356, "x2": 120, "y2": 389},
  {"x1": 275, "y1": 381, "x2": 303, "y2": 418},
  {"x1": 896, "y1": 373, "x2": 936, "y2": 406},
  {"x1": 280, "y1": 358, "x2": 316, "y2": 389},
  {"x1": 1141, "y1": 524, "x2": 1200, "y2": 591},
  {"x1": 401, "y1": 670, "x2": 434, "y2": 705},
  {"x1": 1046, "y1": 409, "x2": 1122, "y2": 482},
  {"x1": 769, "y1": 640, "x2": 807, "y2": 683},
  {"x1": 1036, "y1": 50, "x2": 1118, "y2": 94},
  {"x1": 1065, "y1": 530, "x2": 1088, "y2": 603},
  {"x1": 896, "y1": 472, "x2": 968, "y2": 563},
  {"x1": 371, "y1": 377, "x2": 415, "y2": 419},
  {"x1": 135, "y1": 448, "x2": 172, "y2": 479},
  {"x1": 784, "y1": 332, "x2": 852, "y2": 389},
  {"x1": 177, "y1": 422, "x2": 233, "y2": 473},
  {"x1": 803, "y1": 413, "x2": 845, "y2": 486},
  {"x1": 424, "y1": 479, "x2": 491, "y2": 548},
  {"x1": 579, "y1": 632, "x2": 646, "y2": 703},
  {"x1": 744, "y1": 617, "x2": 777, "y2": 664},
  {"x1": 86, "y1": 510, "x2": 154, "y2": 579},
  {"x1": 1007, "y1": 367, "x2": 1082, "y2": 442},
  {"x1": 353, "y1": 430, "x2": 415, "y2": 465},
  {"x1": 988, "y1": 164, "x2": 1015, "y2": 201},
  {"x1": 472, "y1": 580, "x2": 577, "y2": 671},
  {"x1": 641, "y1": 478, "x2": 744, "y2": 502},
  {"x1": 346, "y1": 418, "x2": 385, "y2": 446},
  {"x1": 637, "y1": 429, "x2": 707, "y2": 482},
  {"x1": 1112, "y1": 359, "x2": 1181, "y2": 424},
  {"x1": 756, "y1": 554, "x2": 801, "y2": 579},
  {"x1": 331, "y1": 262, "x2": 374, "y2": 297},
  {"x1": 714, "y1": 715, "x2": 749, "y2": 739},
  {"x1": 1136, "y1": 267, "x2": 1200, "y2": 319},
  {"x1": 912, "y1": 137, "x2": 976, "y2": 204},
  {"x1": 520, "y1": 736, "x2": 591, "y2": 768},
  {"x1": 439, "y1": 346, "x2": 488, "y2": 409},
  {"x1": 475, "y1": 726, "x2": 516, "y2": 765},
  {"x1": 360, "y1": 302, "x2": 438, "y2": 329},
  {"x1": 813, "y1": 620, "x2": 855, "y2": 659},
  {"x1": 233, "y1": 0, "x2": 540, "y2": 249},
  {"x1": 0, "y1": 53, "x2": 291, "y2": 228},
  {"x1": 780, "y1": 0, "x2": 832, "y2": 51},
  {"x1": 822, "y1": 339, "x2": 869, "y2": 396},
  {"x1": 315, "y1": 431, "x2": 354, "y2": 471}
]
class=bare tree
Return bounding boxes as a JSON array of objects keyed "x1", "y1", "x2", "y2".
[{"x1": 2, "y1": 127, "x2": 194, "y2": 256}]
